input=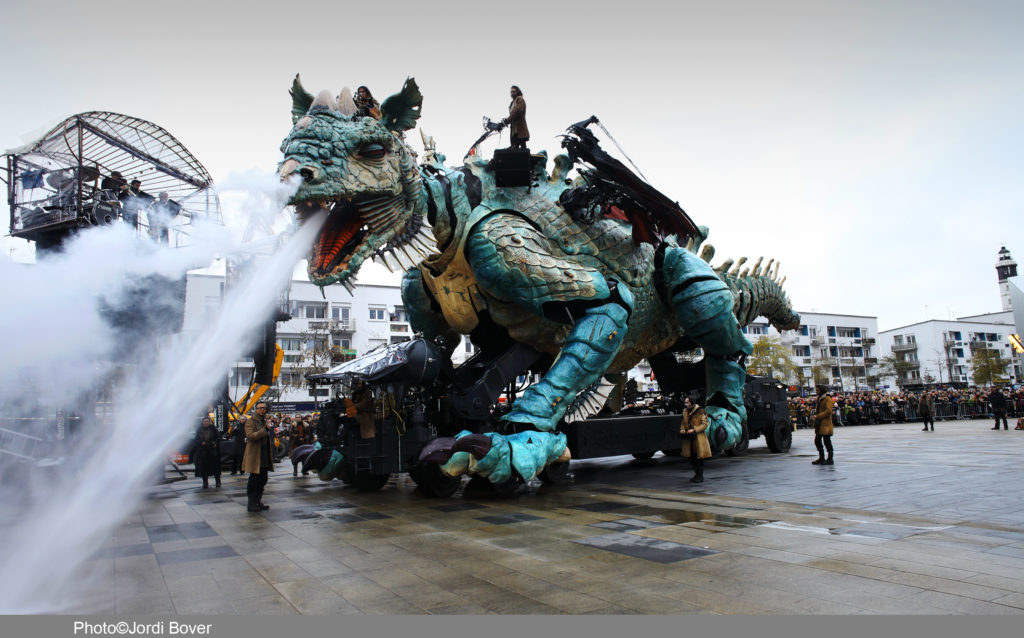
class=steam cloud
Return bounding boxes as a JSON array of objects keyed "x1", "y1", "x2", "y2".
[{"x1": 0, "y1": 172, "x2": 320, "y2": 613}]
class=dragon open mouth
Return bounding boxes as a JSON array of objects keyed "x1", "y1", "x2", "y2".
[{"x1": 295, "y1": 199, "x2": 368, "y2": 282}]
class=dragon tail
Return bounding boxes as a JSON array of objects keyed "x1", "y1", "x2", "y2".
[{"x1": 683, "y1": 231, "x2": 800, "y2": 331}]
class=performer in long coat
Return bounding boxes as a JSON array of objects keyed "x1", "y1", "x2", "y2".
[
  {"x1": 812, "y1": 386, "x2": 835, "y2": 465},
  {"x1": 242, "y1": 403, "x2": 274, "y2": 512},
  {"x1": 194, "y1": 417, "x2": 222, "y2": 488},
  {"x1": 680, "y1": 397, "x2": 712, "y2": 483}
]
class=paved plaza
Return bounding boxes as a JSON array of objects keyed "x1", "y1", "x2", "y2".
[{"x1": 77, "y1": 419, "x2": 1024, "y2": 614}]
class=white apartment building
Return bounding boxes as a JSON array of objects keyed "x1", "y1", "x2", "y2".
[
  {"x1": 742, "y1": 312, "x2": 880, "y2": 391},
  {"x1": 183, "y1": 273, "x2": 479, "y2": 407},
  {"x1": 878, "y1": 314, "x2": 1021, "y2": 387},
  {"x1": 877, "y1": 247, "x2": 1024, "y2": 388}
]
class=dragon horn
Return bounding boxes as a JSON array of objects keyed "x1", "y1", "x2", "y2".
[
  {"x1": 699, "y1": 244, "x2": 715, "y2": 263},
  {"x1": 336, "y1": 87, "x2": 356, "y2": 116},
  {"x1": 764, "y1": 258, "x2": 775, "y2": 279},
  {"x1": 715, "y1": 258, "x2": 734, "y2": 274},
  {"x1": 309, "y1": 90, "x2": 341, "y2": 114},
  {"x1": 740, "y1": 267, "x2": 751, "y2": 278}
]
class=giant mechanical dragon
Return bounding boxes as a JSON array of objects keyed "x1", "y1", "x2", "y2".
[{"x1": 280, "y1": 77, "x2": 800, "y2": 486}]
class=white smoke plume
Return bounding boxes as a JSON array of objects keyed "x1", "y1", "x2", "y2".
[{"x1": 0, "y1": 172, "x2": 321, "y2": 613}]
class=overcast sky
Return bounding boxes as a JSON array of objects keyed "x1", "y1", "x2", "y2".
[{"x1": 2, "y1": 0, "x2": 1021, "y2": 332}]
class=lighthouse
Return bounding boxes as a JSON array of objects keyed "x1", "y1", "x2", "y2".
[{"x1": 996, "y1": 246, "x2": 1018, "y2": 311}]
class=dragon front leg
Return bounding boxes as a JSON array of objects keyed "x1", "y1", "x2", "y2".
[
  {"x1": 436, "y1": 300, "x2": 629, "y2": 484},
  {"x1": 664, "y1": 245, "x2": 753, "y2": 450},
  {"x1": 502, "y1": 301, "x2": 630, "y2": 430}
]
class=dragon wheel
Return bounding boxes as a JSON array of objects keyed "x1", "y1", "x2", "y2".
[
  {"x1": 410, "y1": 464, "x2": 462, "y2": 498},
  {"x1": 538, "y1": 461, "x2": 571, "y2": 485},
  {"x1": 349, "y1": 471, "x2": 391, "y2": 492},
  {"x1": 764, "y1": 419, "x2": 792, "y2": 453}
]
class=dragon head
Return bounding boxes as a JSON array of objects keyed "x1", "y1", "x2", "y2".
[{"x1": 279, "y1": 75, "x2": 428, "y2": 288}]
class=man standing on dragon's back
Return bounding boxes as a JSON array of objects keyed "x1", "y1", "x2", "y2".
[{"x1": 503, "y1": 85, "x2": 529, "y2": 149}]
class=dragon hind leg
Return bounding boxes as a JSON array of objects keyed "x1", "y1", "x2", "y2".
[{"x1": 663, "y1": 246, "x2": 752, "y2": 450}]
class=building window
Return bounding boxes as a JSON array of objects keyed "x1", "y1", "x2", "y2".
[
  {"x1": 368, "y1": 308, "x2": 386, "y2": 321},
  {"x1": 331, "y1": 305, "x2": 350, "y2": 321},
  {"x1": 827, "y1": 326, "x2": 836, "y2": 337},
  {"x1": 894, "y1": 335, "x2": 904, "y2": 345},
  {"x1": 332, "y1": 336, "x2": 351, "y2": 349},
  {"x1": 837, "y1": 327, "x2": 859, "y2": 338},
  {"x1": 906, "y1": 334, "x2": 916, "y2": 344},
  {"x1": 391, "y1": 306, "x2": 409, "y2": 322},
  {"x1": 800, "y1": 325, "x2": 808, "y2": 336},
  {"x1": 293, "y1": 301, "x2": 326, "y2": 319},
  {"x1": 278, "y1": 336, "x2": 302, "y2": 351}
]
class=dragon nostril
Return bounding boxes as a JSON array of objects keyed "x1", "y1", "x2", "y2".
[{"x1": 299, "y1": 167, "x2": 316, "y2": 181}]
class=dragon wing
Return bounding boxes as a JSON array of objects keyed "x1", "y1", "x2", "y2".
[{"x1": 560, "y1": 118, "x2": 699, "y2": 246}]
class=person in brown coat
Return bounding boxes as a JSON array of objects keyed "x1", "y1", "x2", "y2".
[
  {"x1": 812, "y1": 386, "x2": 835, "y2": 465},
  {"x1": 242, "y1": 402, "x2": 274, "y2": 512},
  {"x1": 918, "y1": 391, "x2": 934, "y2": 432},
  {"x1": 503, "y1": 85, "x2": 529, "y2": 149},
  {"x1": 680, "y1": 397, "x2": 712, "y2": 483},
  {"x1": 352, "y1": 380, "x2": 376, "y2": 439}
]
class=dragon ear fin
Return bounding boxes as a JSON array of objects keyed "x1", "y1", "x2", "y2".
[
  {"x1": 380, "y1": 77, "x2": 423, "y2": 133},
  {"x1": 337, "y1": 87, "x2": 357, "y2": 116},
  {"x1": 290, "y1": 74, "x2": 315, "y2": 124}
]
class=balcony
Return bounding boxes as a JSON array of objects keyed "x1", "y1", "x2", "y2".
[
  {"x1": 390, "y1": 322, "x2": 411, "y2": 333},
  {"x1": 864, "y1": 357, "x2": 878, "y2": 365},
  {"x1": 862, "y1": 337, "x2": 876, "y2": 345},
  {"x1": 839, "y1": 357, "x2": 858, "y2": 366},
  {"x1": 810, "y1": 336, "x2": 824, "y2": 346},
  {"x1": 892, "y1": 343, "x2": 917, "y2": 352},
  {"x1": 330, "y1": 319, "x2": 356, "y2": 332}
]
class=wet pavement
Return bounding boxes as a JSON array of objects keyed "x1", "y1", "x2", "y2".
[{"x1": 75, "y1": 419, "x2": 1024, "y2": 614}]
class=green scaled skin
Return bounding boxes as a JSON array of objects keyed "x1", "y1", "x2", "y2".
[{"x1": 279, "y1": 76, "x2": 800, "y2": 483}]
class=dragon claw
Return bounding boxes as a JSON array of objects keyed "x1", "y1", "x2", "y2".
[
  {"x1": 705, "y1": 406, "x2": 744, "y2": 451},
  {"x1": 438, "y1": 430, "x2": 568, "y2": 484},
  {"x1": 417, "y1": 437, "x2": 458, "y2": 464}
]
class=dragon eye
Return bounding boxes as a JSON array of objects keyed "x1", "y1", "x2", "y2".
[
  {"x1": 320, "y1": 159, "x2": 333, "y2": 166},
  {"x1": 359, "y1": 144, "x2": 386, "y2": 160}
]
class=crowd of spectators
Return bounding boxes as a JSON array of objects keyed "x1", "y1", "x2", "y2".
[
  {"x1": 262, "y1": 412, "x2": 319, "y2": 460},
  {"x1": 790, "y1": 387, "x2": 1024, "y2": 427}
]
